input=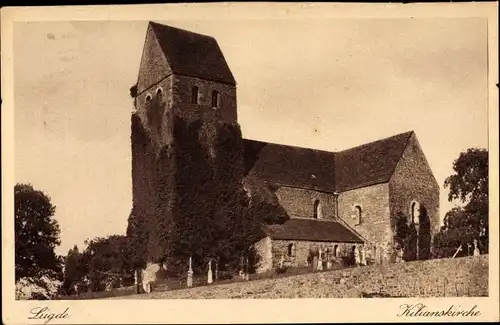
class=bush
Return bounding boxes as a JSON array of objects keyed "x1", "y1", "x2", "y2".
[
  {"x1": 218, "y1": 271, "x2": 234, "y2": 280},
  {"x1": 16, "y1": 276, "x2": 62, "y2": 300},
  {"x1": 275, "y1": 267, "x2": 288, "y2": 274}
]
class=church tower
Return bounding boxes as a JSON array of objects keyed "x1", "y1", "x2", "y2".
[
  {"x1": 130, "y1": 22, "x2": 240, "y2": 265},
  {"x1": 133, "y1": 21, "x2": 237, "y2": 151}
]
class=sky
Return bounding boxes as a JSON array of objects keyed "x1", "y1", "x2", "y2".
[{"x1": 14, "y1": 18, "x2": 488, "y2": 255}]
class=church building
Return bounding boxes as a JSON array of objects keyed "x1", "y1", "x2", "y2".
[{"x1": 131, "y1": 22, "x2": 440, "y2": 274}]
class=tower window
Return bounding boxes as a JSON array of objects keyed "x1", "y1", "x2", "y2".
[
  {"x1": 313, "y1": 199, "x2": 323, "y2": 219},
  {"x1": 287, "y1": 243, "x2": 295, "y2": 258},
  {"x1": 211, "y1": 90, "x2": 219, "y2": 108},
  {"x1": 145, "y1": 94, "x2": 152, "y2": 102},
  {"x1": 411, "y1": 201, "x2": 420, "y2": 224},
  {"x1": 191, "y1": 86, "x2": 199, "y2": 104},
  {"x1": 354, "y1": 205, "x2": 362, "y2": 225},
  {"x1": 157, "y1": 87, "x2": 163, "y2": 95}
]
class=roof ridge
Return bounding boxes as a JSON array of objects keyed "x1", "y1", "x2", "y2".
[
  {"x1": 387, "y1": 131, "x2": 415, "y2": 182},
  {"x1": 336, "y1": 131, "x2": 414, "y2": 154},
  {"x1": 242, "y1": 138, "x2": 337, "y2": 156},
  {"x1": 243, "y1": 131, "x2": 414, "y2": 156},
  {"x1": 287, "y1": 217, "x2": 340, "y2": 223},
  {"x1": 149, "y1": 21, "x2": 215, "y2": 40},
  {"x1": 145, "y1": 21, "x2": 236, "y2": 86}
]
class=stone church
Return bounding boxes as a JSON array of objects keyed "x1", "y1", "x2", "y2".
[{"x1": 131, "y1": 22, "x2": 440, "y2": 274}]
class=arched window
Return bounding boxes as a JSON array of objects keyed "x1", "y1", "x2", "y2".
[
  {"x1": 211, "y1": 90, "x2": 219, "y2": 108},
  {"x1": 333, "y1": 245, "x2": 339, "y2": 257},
  {"x1": 157, "y1": 87, "x2": 163, "y2": 96},
  {"x1": 411, "y1": 201, "x2": 420, "y2": 224},
  {"x1": 313, "y1": 199, "x2": 322, "y2": 219},
  {"x1": 191, "y1": 86, "x2": 199, "y2": 104},
  {"x1": 145, "y1": 94, "x2": 152, "y2": 102},
  {"x1": 354, "y1": 205, "x2": 362, "y2": 225},
  {"x1": 287, "y1": 243, "x2": 295, "y2": 258}
]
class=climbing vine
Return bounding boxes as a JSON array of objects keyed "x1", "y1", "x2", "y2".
[{"x1": 128, "y1": 111, "x2": 289, "y2": 276}]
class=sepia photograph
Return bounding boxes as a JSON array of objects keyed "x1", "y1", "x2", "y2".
[{"x1": 2, "y1": 2, "x2": 498, "y2": 324}]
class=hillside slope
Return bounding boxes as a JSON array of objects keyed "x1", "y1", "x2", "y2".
[{"x1": 110, "y1": 255, "x2": 488, "y2": 299}]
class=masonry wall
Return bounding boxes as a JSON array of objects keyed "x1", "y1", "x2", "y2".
[
  {"x1": 253, "y1": 237, "x2": 273, "y2": 273},
  {"x1": 274, "y1": 186, "x2": 337, "y2": 220},
  {"x1": 171, "y1": 75, "x2": 237, "y2": 123},
  {"x1": 136, "y1": 25, "x2": 172, "y2": 94},
  {"x1": 389, "y1": 133, "x2": 441, "y2": 236},
  {"x1": 272, "y1": 239, "x2": 363, "y2": 269},
  {"x1": 135, "y1": 76, "x2": 175, "y2": 151},
  {"x1": 337, "y1": 183, "x2": 392, "y2": 264},
  {"x1": 129, "y1": 255, "x2": 488, "y2": 299}
]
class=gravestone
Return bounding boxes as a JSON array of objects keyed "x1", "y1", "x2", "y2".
[
  {"x1": 396, "y1": 247, "x2": 404, "y2": 263},
  {"x1": 312, "y1": 256, "x2": 318, "y2": 271},
  {"x1": 187, "y1": 256, "x2": 193, "y2": 288},
  {"x1": 360, "y1": 247, "x2": 367, "y2": 266},
  {"x1": 473, "y1": 239, "x2": 480, "y2": 256},
  {"x1": 354, "y1": 246, "x2": 360, "y2": 266},
  {"x1": 317, "y1": 248, "x2": 323, "y2": 271},
  {"x1": 207, "y1": 260, "x2": 213, "y2": 284}
]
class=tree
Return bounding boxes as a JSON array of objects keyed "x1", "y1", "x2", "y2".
[
  {"x1": 433, "y1": 148, "x2": 488, "y2": 258},
  {"x1": 444, "y1": 148, "x2": 488, "y2": 205},
  {"x1": 15, "y1": 183, "x2": 62, "y2": 281},
  {"x1": 79, "y1": 235, "x2": 134, "y2": 291},
  {"x1": 62, "y1": 245, "x2": 84, "y2": 294}
]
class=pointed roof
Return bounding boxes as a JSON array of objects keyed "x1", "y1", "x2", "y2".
[
  {"x1": 334, "y1": 131, "x2": 413, "y2": 192},
  {"x1": 243, "y1": 139, "x2": 336, "y2": 192},
  {"x1": 243, "y1": 131, "x2": 414, "y2": 193},
  {"x1": 148, "y1": 22, "x2": 236, "y2": 85}
]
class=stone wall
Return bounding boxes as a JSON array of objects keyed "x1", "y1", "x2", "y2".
[
  {"x1": 135, "y1": 76, "x2": 175, "y2": 151},
  {"x1": 136, "y1": 25, "x2": 172, "y2": 94},
  {"x1": 271, "y1": 239, "x2": 363, "y2": 269},
  {"x1": 253, "y1": 237, "x2": 273, "y2": 273},
  {"x1": 122, "y1": 255, "x2": 488, "y2": 299},
  {"x1": 389, "y1": 133, "x2": 441, "y2": 238},
  {"x1": 252, "y1": 237, "x2": 366, "y2": 273},
  {"x1": 275, "y1": 186, "x2": 337, "y2": 220},
  {"x1": 337, "y1": 183, "x2": 392, "y2": 263},
  {"x1": 171, "y1": 74, "x2": 237, "y2": 123}
]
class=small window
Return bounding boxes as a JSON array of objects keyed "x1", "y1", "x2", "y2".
[
  {"x1": 411, "y1": 201, "x2": 420, "y2": 224},
  {"x1": 191, "y1": 86, "x2": 199, "y2": 104},
  {"x1": 157, "y1": 87, "x2": 163, "y2": 95},
  {"x1": 287, "y1": 243, "x2": 295, "y2": 258},
  {"x1": 211, "y1": 90, "x2": 219, "y2": 108},
  {"x1": 145, "y1": 94, "x2": 152, "y2": 102},
  {"x1": 333, "y1": 245, "x2": 339, "y2": 257},
  {"x1": 354, "y1": 205, "x2": 362, "y2": 225},
  {"x1": 313, "y1": 199, "x2": 322, "y2": 219}
]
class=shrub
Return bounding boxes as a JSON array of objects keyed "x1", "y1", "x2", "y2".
[
  {"x1": 218, "y1": 271, "x2": 234, "y2": 280},
  {"x1": 275, "y1": 266, "x2": 288, "y2": 275},
  {"x1": 16, "y1": 276, "x2": 62, "y2": 300}
]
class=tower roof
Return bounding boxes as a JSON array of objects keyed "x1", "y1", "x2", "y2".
[{"x1": 149, "y1": 22, "x2": 236, "y2": 85}]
